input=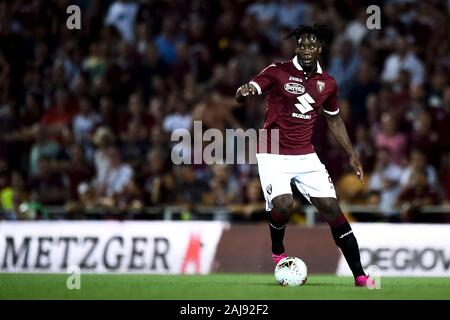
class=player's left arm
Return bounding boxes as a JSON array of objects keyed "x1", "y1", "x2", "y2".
[
  {"x1": 323, "y1": 80, "x2": 364, "y2": 183},
  {"x1": 324, "y1": 113, "x2": 364, "y2": 183}
]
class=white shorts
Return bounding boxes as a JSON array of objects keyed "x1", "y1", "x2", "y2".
[{"x1": 256, "y1": 153, "x2": 336, "y2": 211}]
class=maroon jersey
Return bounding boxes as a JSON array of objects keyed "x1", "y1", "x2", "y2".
[{"x1": 251, "y1": 56, "x2": 339, "y2": 155}]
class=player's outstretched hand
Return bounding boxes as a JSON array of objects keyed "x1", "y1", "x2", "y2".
[
  {"x1": 235, "y1": 83, "x2": 257, "y2": 102},
  {"x1": 349, "y1": 154, "x2": 364, "y2": 184}
]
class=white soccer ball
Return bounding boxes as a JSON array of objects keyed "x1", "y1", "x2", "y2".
[{"x1": 274, "y1": 256, "x2": 308, "y2": 286}]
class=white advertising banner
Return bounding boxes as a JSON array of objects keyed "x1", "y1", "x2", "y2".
[
  {"x1": 0, "y1": 221, "x2": 228, "y2": 274},
  {"x1": 337, "y1": 223, "x2": 450, "y2": 277}
]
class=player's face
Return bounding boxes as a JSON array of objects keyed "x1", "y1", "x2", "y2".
[{"x1": 295, "y1": 34, "x2": 322, "y2": 69}]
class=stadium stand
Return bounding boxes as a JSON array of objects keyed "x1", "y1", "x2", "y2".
[{"x1": 0, "y1": 0, "x2": 449, "y2": 223}]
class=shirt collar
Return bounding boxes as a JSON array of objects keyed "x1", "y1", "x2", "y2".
[{"x1": 293, "y1": 56, "x2": 322, "y2": 74}]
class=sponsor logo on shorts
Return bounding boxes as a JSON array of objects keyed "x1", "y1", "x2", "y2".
[
  {"x1": 266, "y1": 184, "x2": 272, "y2": 195},
  {"x1": 284, "y1": 82, "x2": 305, "y2": 95}
]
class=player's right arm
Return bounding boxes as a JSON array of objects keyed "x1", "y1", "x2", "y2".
[
  {"x1": 235, "y1": 63, "x2": 277, "y2": 103},
  {"x1": 235, "y1": 83, "x2": 258, "y2": 103}
]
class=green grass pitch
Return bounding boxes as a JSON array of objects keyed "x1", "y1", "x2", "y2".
[{"x1": 1, "y1": 273, "x2": 450, "y2": 300}]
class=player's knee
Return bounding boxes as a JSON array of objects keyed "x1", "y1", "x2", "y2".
[
  {"x1": 323, "y1": 202, "x2": 342, "y2": 221},
  {"x1": 272, "y1": 195, "x2": 294, "y2": 219},
  {"x1": 311, "y1": 197, "x2": 342, "y2": 221}
]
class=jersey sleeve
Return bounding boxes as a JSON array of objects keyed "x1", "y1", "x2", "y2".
[
  {"x1": 322, "y1": 79, "x2": 340, "y2": 115},
  {"x1": 249, "y1": 64, "x2": 277, "y2": 95}
]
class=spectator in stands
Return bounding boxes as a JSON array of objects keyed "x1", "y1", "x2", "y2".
[
  {"x1": 154, "y1": 16, "x2": 185, "y2": 65},
  {"x1": 120, "y1": 118, "x2": 150, "y2": 173},
  {"x1": 381, "y1": 36, "x2": 425, "y2": 89},
  {"x1": 98, "y1": 96, "x2": 117, "y2": 130},
  {"x1": 2, "y1": 93, "x2": 44, "y2": 163},
  {"x1": 336, "y1": 168, "x2": 370, "y2": 206},
  {"x1": 139, "y1": 43, "x2": 168, "y2": 99},
  {"x1": 347, "y1": 62, "x2": 380, "y2": 123},
  {"x1": 72, "y1": 95, "x2": 101, "y2": 148},
  {"x1": 173, "y1": 165, "x2": 208, "y2": 206},
  {"x1": 368, "y1": 147, "x2": 404, "y2": 219},
  {"x1": 384, "y1": 70, "x2": 412, "y2": 118},
  {"x1": 365, "y1": 93, "x2": 380, "y2": 132},
  {"x1": 110, "y1": 41, "x2": 139, "y2": 105},
  {"x1": 41, "y1": 88, "x2": 78, "y2": 142},
  {"x1": 0, "y1": 160, "x2": 12, "y2": 217},
  {"x1": 103, "y1": 147, "x2": 134, "y2": 198},
  {"x1": 409, "y1": 111, "x2": 439, "y2": 161},
  {"x1": 64, "y1": 144, "x2": 95, "y2": 202},
  {"x1": 230, "y1": 178, "x2": 266, "y2": 220},
  {"x1": 147, "y1": 171, "x2": 177, "y2": 206},
  {"x1": 88, "y1": 146, "x2": 134, "y2": 209},
  {"x1": 82, "y1": 42, "x2": 109, "y2": 83},
  {"x1": 432, "y1": 86, "x2": 450, "y2": 154},
  {"x1": 20, "y1": 92, "x2": 44, "y2": 131},
  {"x1": 401, "y1": 83, "x2": 426, "y2": 131},
  {"x1": 0, "y1": 169, "x2": 33, "y2": 220},
  {"x1": 397, "y1": 168, "x2": 440, "y2": 222},
  {"x1": 245, "y1": 0, "x2": 279, "y2": 42},
  {"x1": 29, "y1": 126, "x2": 61, "y2": 177},
  {"x1": 204, "y1": 164, "x2": 241, "y2": 206},
  {"x1": 277, "y1": 0, "x2": 310, "y2": 29},
  {"x1": 0, "y1": 53, "x2": 11, "y2": 102},
  {"x1": 147, "y1": 97, "x2": 164, "y2": 128},
  {"x1": 29, "y1": 157, "x2": 68, "y2": 206},
  {"x1": 328, "y1": 38, "x2": 360, "y2": 99},
  {"x1": 142, "y1": 148, "x2": 168, "y2": 205},
  {"x1": 0, "y1": 99, "x2": 18, "y2": 148},
  {"x1": 7, "y1": 172, "x2": 30, "y2": 220},
  {"x1": 441, "y1": 152, "x2": 450, "y2": 205},
  {"x1": 374, "y1": 112, "x2": 408, "y2": 165},
  {"x1": 211, "y1": 10, "x2": 238, "y2": 64},
  {"x1": 171, "y1": 42, "x2": 193, "y2": 84},
  {"x1": 426, "y1": 71, "x2": 447, "y2": 109},
  {"x1": 162, "y1": 95, "x2": 193, "y2": 133},
  {"x1": 149, "y1": 125, "x2": 170, "y2": 152},
  {"x1": 90, "y1": 126, "x2": 115, "y2": 199},
  {"x1": 119, "y1": 92, "x2": 154, "y2": 138},
  {"x1": 400, "y1": 148, "x2": 438, "y2": 190},
  {"x1": 191, "y1": 91, "x2": 242, "y2": 134},
  {"x1": 342, "y1": 8, "x2": 368, "y2": 49}
]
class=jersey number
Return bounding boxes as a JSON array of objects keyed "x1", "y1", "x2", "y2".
[{"x1": 295, "y1": 93, "x2": 315, "y2": 114}]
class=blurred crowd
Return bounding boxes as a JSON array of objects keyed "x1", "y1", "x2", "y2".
[{"x1": 0, "y1": 0, "x2": 449, "y2": 222}]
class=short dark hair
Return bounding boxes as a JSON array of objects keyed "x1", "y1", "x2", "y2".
[{"x1": 284, "y1": 24, "x2": 333, "y2": 46}]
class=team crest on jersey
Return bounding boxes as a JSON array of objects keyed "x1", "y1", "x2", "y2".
[
  {"x1": 316, "y1": 80, "x2": 325, "y2": 93},
  {"x1": 266, "y1": 184, "x2": 272, "y2": 195},
  {"x1": 284, "y1": 83, "x2": 305, "y2": 95}
]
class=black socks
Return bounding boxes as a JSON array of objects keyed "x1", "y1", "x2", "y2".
[
  {"x1": 329, "y1": 217, "x2": 365, "y2": 278},
  {"x1": 268, "y1": 214, "x2": 287, "y2": 255}
]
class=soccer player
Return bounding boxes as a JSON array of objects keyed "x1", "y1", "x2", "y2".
[{"x1": 235, "y1": 25, "x2": 374, "y2": 287}]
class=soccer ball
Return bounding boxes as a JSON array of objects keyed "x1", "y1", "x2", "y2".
[{"x1": 274, "y1": 257, "x2": 308, "y2": 286}]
